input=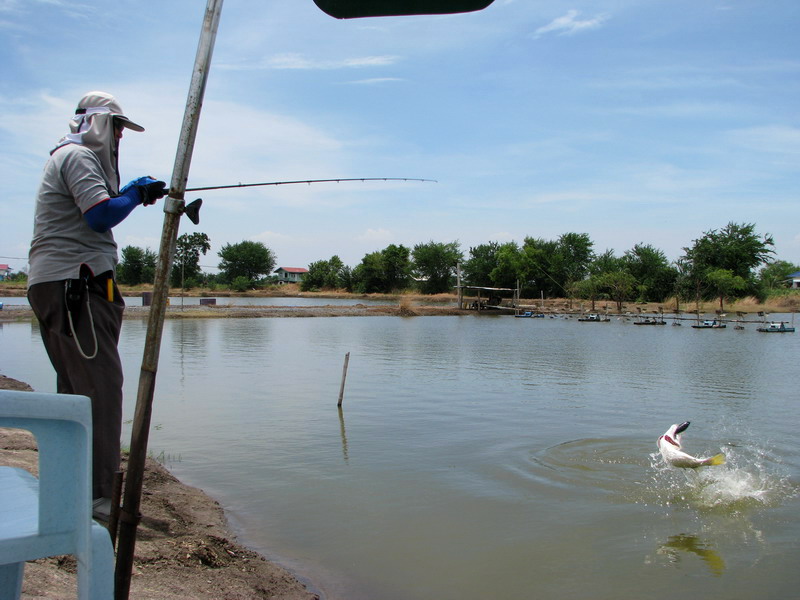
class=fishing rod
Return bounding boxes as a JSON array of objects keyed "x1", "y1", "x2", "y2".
[
  {"x1": 172, "y1": 178, "x2": 436, "y2": 226},
  {"x1": 180, "y1": 177, "x2": 436, "y2": 193}
]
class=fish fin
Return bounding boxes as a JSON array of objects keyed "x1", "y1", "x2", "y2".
[{"x1": 706, "y1": 453, "x2": 725, "y2": 466}]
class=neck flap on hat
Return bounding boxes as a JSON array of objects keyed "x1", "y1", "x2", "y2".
[{"x1": 52, "y1": 107, "x2": 120, "y2": 194}]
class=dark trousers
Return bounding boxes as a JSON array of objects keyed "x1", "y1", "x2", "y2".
[{"x1": 28, "y1": 274, "x2": 125, "y2": 499}]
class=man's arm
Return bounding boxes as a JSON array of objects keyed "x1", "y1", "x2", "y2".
[
  {"x1": 84, "y1": 188, "x2": 142, "y2": 233},
  {"x1": 84, "y1": 177, "x2": 166, "y2": 233}
]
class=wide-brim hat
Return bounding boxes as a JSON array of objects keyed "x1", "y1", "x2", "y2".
[{"x1": 75, "y1": 90, "x2": 145, "y2": 132}]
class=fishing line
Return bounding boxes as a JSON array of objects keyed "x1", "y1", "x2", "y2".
[{"x1": 178, "y1": 177, "x2": 437, "y2": 194}]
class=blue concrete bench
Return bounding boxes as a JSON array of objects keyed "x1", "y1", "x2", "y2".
[{"x1": 0, "y1": 390, "x2": 114, "y2": 599}]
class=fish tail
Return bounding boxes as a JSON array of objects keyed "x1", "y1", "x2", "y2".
[{"x1": 706, "y1": 453, "x2": 725, "y2": 466}]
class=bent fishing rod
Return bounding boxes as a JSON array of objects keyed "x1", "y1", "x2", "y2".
[
  {"x1": 169, "y1": 177, "x2": 436, "y2": 225},
  {"x1": 172, "y1": 176, "x2": 436, "y2": 195}
]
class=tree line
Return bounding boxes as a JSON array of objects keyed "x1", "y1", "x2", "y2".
[
  {"x1": 117, "y1": 234, "x2": 277, "y2": 292},
  {"x1": 116, "y1": 222, "x2": 799, "y2": 308}
]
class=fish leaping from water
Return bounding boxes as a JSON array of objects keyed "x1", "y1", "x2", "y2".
[{"x1": 657, "y1": 421, "x2": 725, "y2": 469}]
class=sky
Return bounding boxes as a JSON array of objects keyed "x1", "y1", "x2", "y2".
[{"x1": 1, "y1": 0, "x2": 798, "y2": 276}]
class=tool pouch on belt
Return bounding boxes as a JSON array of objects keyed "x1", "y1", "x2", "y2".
[{"x1": 64, "y1": 264, "x2": 92, "y2": 336}]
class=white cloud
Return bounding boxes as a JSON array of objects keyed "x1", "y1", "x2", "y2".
[
  {"x1": 533, "y1": 10, "x2": 607, "y2": 39},
  {"x1": 345, "y1": 78, "x2": 404, "y2": 86},
  {"x1": 726, "y1": 125, "x2": 800, "y2": 156},
  {"x1": 357, "y1": 228, "x2": 393, "y2": 243}
]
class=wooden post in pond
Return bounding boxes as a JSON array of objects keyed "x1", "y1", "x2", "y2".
[
  {"x1": 456, "y1": 262, "x2": 463, "y2": 309},
  {"x1": 338, "y1": 352, "x2": 350, "y2": 407}
]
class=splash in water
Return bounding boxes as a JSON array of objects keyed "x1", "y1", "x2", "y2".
[{"x1": 648, "y1": 442, "x2": 795, "y2": 511}]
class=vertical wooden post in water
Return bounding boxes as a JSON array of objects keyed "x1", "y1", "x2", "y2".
[
  {"x1": 114, "y1": 1, "x2": 224, "y2": 598},
  {"x1": 338, "y1": 352, "x2": 350, "y2": 407},
  {"x1": 456, "y1": 262, "x2": 462, "y2": 309}
]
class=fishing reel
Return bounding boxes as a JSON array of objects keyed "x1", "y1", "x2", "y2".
[
  {"x1": 183, "y1": 199, "x2": 202, "y2": 225},
  {"x1": 163, "y1": 194, "x2": 203, "y2": 225}
]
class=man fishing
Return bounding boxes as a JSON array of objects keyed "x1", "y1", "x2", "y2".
[{"x1": 27, "y1": 91, "x2": 166, "y2": 523}]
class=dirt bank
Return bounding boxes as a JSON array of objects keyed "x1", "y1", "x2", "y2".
[
  {"x1": 2, "y1": 281, "x2": 796, "y2": 318},
  {"x1": 0, "y1": 301, "x2": 469, "y2": 323},
  {"x1": 0, "y1": 375, "x2": 320, "y2": 600}
]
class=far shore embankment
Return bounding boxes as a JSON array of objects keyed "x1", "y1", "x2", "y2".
[{"x1": 1, "y1": 281, "x2": 797, "y2": 322}]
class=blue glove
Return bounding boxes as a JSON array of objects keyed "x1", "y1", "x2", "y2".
[
  {"x1": 121, "y1": 176, "x2": 167, "y2": 206},
  {"x1": 84, "y1": 187, "x2": 141, "y2": 233}
]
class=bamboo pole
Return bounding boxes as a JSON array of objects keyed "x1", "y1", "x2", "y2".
[
  {"x1": 338, "y1": 352, "x2": 350, "y2": 407},
  {"x1": 114, "y1": 2, "x2": 223, "y2": 598},
  {"x1": 108, "y1": 470, "x2": 123, "y2": 549}
]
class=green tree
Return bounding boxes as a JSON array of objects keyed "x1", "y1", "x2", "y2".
[
  {"x1": 382, "y1": 244, "x2": 412, "y2": 291},
  {"x1": 411, "y1": 240, "x2": 462, "y2": 294},
  {"x1": 519, "y1": 237, "x2": 556, "y2": 296},
  {"x1": 338, "y1": 265, "x2": 355, "y2": 292},
  {"x1": 490, "y1": 242, "x2": 525, "y2": 290},
  {"x1": 598, "y1": 271, "x2": 636, "y2": 312},
  {"x1": 589, "y1": 249, "x2": 623, "y2": 276},
  {"x1": 217, "y1": 240, "x2": 276, "y2": 285},
  {"x1": 327, "y1": 255, "x2": 345, "y2": 287},
  {"x1": 681, "y1": 222, "x2": 774, "y2": 300},
  {"x1": 519, "y1": 234, "x2": 593, "y2": 298},
  {"x1": 758, "y1": 260, "x2": 799, "y2": 290},
  {"x1": 554, "y1": 232, "x2": 595, "y2": 291},
  {"x1": 351, "y1": 244, "x2": 412, "y2": 293},
  {"x1": 171, "y1": 232, "x2": 211, "y2": 288},
  {"x1": 231, "y1": 276, "x2": 251, "y2": 292},
  {"x1": 462, "y1": 242, "x2": 501, "y2": 287},
  {"x1": 352, "y1": 251, "x2": 385, "y2": 293},
  {"x1": 704, "y1": 268, "x2": 747, "y2": 311},
  {"x1": 5, "y1": 270, "x2": 27, "y2": 283},
  {"x1": 621, "y1": 243, "x2": 678, "y2": 303},
  {"x1": 302, "y1": 255, "x2": 345, "y2": 291},
  {"x1": 117, "y1": 245, "x2": 157, "y2": 285},
  {"x1": 573, "y1": 275, "x2": 606, "y2": 311}
]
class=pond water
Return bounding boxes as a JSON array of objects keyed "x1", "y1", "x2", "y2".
[{"x1": 1, "y1": 315, "x2": 798, "y2": 599}]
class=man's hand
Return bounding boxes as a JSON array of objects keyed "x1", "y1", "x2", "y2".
[
  {"x1": 139, "y1": 180, "x2": 167, "y2": 205},
  {"x1": 121, "y1": 176, "x2": 167, "y2": 206}
]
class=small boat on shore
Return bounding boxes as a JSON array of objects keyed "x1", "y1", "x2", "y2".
[
  {"x1": 692, "y1": 319, "x2": 726, "y2": 329},
  {"x1": 634, "y1": 316, "x2": 666, "y2": 325},
  {"x1": 578, "y1": 313, "x2": 610, "y2": 322},
  {"x1": 757, "y1": 321, "x2": 795, "y2": 333}
]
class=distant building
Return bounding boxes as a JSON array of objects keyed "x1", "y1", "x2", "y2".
[
  {"x1": 788, "y1": 271, "x2": 800, "y2": 289},
  {"x1": 274, "y1": 267, "x2": 308, "y2": 285},
  {"x1": 0, "y1": 264, "x2": 10, "y2": 281}
]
